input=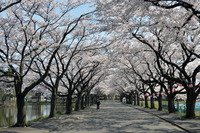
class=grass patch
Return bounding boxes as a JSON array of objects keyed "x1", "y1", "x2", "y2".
[
  {"x1": 27, "y1": 111, "x2": 64, "y2": 124},
  {"x1": 56, "y1": 111, "x2": 63, "y2": 115},
  {"x1": 25, "y1": 102, "x2": 50, "y2": 105},
  {"x1": 27, "y1": 116, "x2": 48, "y2": 124},
  {"x1": 136, "y1": 100, "x2": 200, "y2": 118}
]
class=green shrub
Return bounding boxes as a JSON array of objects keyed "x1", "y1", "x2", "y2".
[{"x1": 56, "y1": 111, "x2": 63, "y2": 115}]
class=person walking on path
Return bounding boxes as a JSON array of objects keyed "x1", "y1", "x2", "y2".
[
  {"x1": 96, "y1": 99, "x2": 100, "y2": 109},
  {"x1": 122, "y1": 97, "x2": 126, "y2": 104}
]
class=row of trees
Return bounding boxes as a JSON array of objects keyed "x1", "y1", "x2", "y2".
[
  {"x1": 0, "y1": 0, "x2": 200, "y2": 127},
  {"x1": 95, "y1": 0, "x2": 200, "y2": 119},
  {"x1": 0, "y1": 0, "x2": 110, "y2": 127}
]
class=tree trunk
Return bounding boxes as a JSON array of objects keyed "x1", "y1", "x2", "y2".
[
  {"x1": 85, "y1": 92, "x2": 90, "y2": 107},
  {"x1": 85, "y1": 94, "x2": 88, "y2": 107},
  {"x1": 134, "y1": 95, "x2": 136, "y2": 105},
  {"x1": 186, "y1": 90, "x2": 196, "y2": 119},
  {"x1": 120, "y1": 95, "x2": 123, "y2": 102},
  {"x1": 141, "y1": 98, "x2": 143, "y2": 106},
  {"x1": 168, "y1": 95, "x2": 175, "y2": 113},
  {"x1": 176, "y1": 99, "x2": 179, "y2": 112},
  {"x1": 91, "y1": 95, "x2": 94, "y2": 105},
  {"x1": 137, "y1": 95, "x2": 140, "y2": 106},
  {"x1": 75, "y1": 94, "x2": 81, "y2": 111},
  {"x1": 126, "y1": 95, "x2": 129, "y2": 104},
  {"x1": 144, "y1": 96, "x2": 148, "y2": 108},
  {"x1": 89, "y1": 95, "x2": 92, "y2": 106},
  {"x1": 150, "y1": 96, "x2": 155, "y2": 109},
  {"x1": 14, "y1": 76, "x2": 26, "y2": 127},
  {"x1": 81, "y1": 95, "x2": 85, "y2": 109},
  {"x1": 15, "y1": 94, "x2": 26, "y2": 127},
  {"x1": 66, "y1": 94, "x2": 73, "y2": 114},
  {"x1": 158, "y1": 94, "x2": 162, "y2": 111},
  {"x1": 49, "y1": 92, "x2": 56, "y2": 118},
  {"x1": 128, "y1": 93, "x2": 133, "y2": 104}
]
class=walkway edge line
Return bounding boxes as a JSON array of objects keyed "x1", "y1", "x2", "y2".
[{"x1": 129, "y1": 105, "x2": 192, "y2": 133}]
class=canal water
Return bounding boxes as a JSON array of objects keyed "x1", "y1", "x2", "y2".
[
  {"x1": 0, "y1": 104, "x2": 65, "y2": 128},
  {"x1": 175, "y1": 102, "x2": 200, "y2": 115}
]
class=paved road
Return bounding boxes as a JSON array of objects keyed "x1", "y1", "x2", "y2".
[{"x1": 52, "y1": 101, "x2": 185, "y2": 133}]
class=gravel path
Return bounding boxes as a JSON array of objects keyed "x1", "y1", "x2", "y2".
[
  {"x1": 2, "y1": 101, "x2": 199, "y2": 133},
  {"x1": 51, "y1": 101, "x2": 185, "y2": 133}
]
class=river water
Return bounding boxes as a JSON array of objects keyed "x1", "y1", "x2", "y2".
[{"x1": 0, "y1": 104, "x2": 65, "y2": 128}]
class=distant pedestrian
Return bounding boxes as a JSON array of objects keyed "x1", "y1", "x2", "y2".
[
  {"x1": 96, "y1": 99, "x2": 101, "y2": 109},
  {"x1": 122, "y1": 97, "x2": 126, "y2": 104}
]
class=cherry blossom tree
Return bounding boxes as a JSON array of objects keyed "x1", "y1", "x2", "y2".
[
  {"x1": 94, "y1": 0, "x2": 200, "y2": 119},
  {"x1": 0, "y1": 0, "x2": 94, "y2": 126},
  {"x1": 61, "y1": 60, "x2": 84, "y2": 114},
  {"x1": 144, "y1": 0, "x2": 200, "y2": 21},
  {"x1": 0, "y1": 0, "x2": 22, "y2": 13},
  {"x1": 35, "y1": 29, "x2": 86, "y2": 117},
  {"x1": 59, "y1": 50, "x2": 106, "y2": 113}
]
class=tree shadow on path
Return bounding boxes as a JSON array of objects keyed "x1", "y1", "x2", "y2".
[{"x1": 53, "y1": 101, "x2": 185, "y2": 133}]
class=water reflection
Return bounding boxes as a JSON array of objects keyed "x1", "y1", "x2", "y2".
[
  {"x1": 0, "y1": 104, "x2": 65, "y2": 128},
  {"x1": 0, "y1": 107, "x2": 17, "y2": 128}
]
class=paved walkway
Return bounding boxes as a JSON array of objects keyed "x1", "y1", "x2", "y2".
[{"x1": 1, "y1": 101, "x2": 200, "y2": 133}]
